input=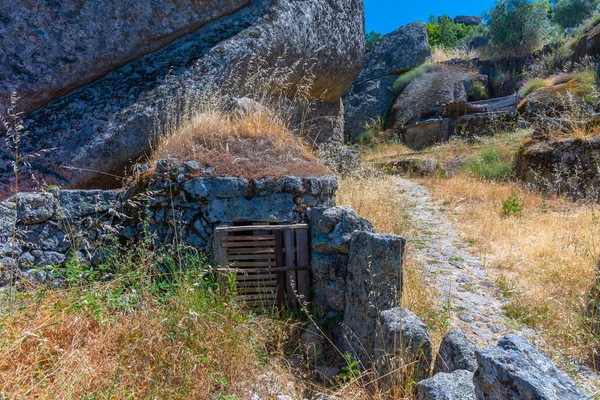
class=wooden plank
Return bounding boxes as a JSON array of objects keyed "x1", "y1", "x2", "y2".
[
  {"x1": 216, "y1": 224, "x2": 308, "y2": 233},
  {"x1": 236, "y1": 280, "x2": 277, "y2": 288},
  {"x1": 274, "y1": 230, "x2": 285, "y2": 307},
  {"x1": 296, "y1": 228, "x2": 310, "y2": 305},
  {"x1": 222, "y1": 241, "x2": 275, "y2": 248},
  {"x1": 229, "y1": 261, "x2": 276, "y2": 267},
  {"x1": 214, "y1": 231, "x2": 229, "y2": 288},
  {"x1": 236, "y1": 274, "x2": 277, "y2": 282},
  {"x1": 218, "y1": 266, "x2": 309, "y2": 273},
  {"x1": 237, "y1": 286, "x2": 277, "y2": 294},
  {"x1": 228, "y1": 248, "x2": 275, "y2": 255},
  {"x1": 228, "y1": 253, "x2": 274, "y2": 261},
  {"x1": 284, "y1": 230, "x2": 298, "y2": 311},
  {"x1": 222, "y1": 235, "x2": 274, "y2": 241},
  {"x1": 240, "y1": 293, "x2": 277, "y2": 301}
]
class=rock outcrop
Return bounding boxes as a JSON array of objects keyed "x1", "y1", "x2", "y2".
[
  {"x1": 387, "y1": 65, "x2": 468, "y2": 133},
  {"x1": 343, "y1": 22, "x2": 431, "y2": 142},
  {"x1": 0, "y1": 0, "x2": 365, "y2": 198},
  {"x1": 514, "y1": 136, "x2": 600, "y2": 199},
  {"x1": 473, "y1": 335, "x2": 589, "y2": 399},
  {"x1": 453, "y1": 16, "x2": 483, "y2": 27}
]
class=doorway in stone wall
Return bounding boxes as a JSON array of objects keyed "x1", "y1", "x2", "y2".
[{"x1": 214, "y1": 224, "x2": 310, "y2": 309}]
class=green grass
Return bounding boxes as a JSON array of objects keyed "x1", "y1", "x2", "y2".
[
  {"x1": 519, "y1": 78, "x2": 548, "y2": 97},
  {"x1": 391, "y1": 63, "x2": 437, "y2": 95},
  {"x1": 466, "y1": 147, "x2": 513, "y2": 182}
]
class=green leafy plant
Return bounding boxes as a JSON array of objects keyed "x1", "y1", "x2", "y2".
[
  {"x1": 466, "y1": 147, "x2": 513, "y2": 181},
  {"x1": 426, "y1": 14, "x2": 483, "y2": 48},
  {"x1": 339, "y1": 352, "x2": 361, "y2": 383},
  {"x1": 485, "y1": 0, "x2": 551, "y2": 54},
  {"x1": 501, "y1": 192, "x2": 524, "y2": 216},
  {"x1": 552, "y1": 0, "x2": 600, "y2": 28}
]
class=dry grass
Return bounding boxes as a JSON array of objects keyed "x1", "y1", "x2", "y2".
[
  {"x1": 151, "y1": 102, "x2": 329, "y2": 179},
  {"x1": 430, "y1": 46, "x2": 482, "y2": 62},
  {"x1": 0, "y1": 249, "x2": 297, "y2": 399},
  {"x1": 421, "y1": 174, "x2": 600, "y2": 366}
]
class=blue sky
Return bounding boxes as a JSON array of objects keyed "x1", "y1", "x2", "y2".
[{"x1": 364, "y1": 0, "x2": 496, "y2": 34}]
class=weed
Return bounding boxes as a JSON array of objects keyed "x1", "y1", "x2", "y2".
[
  {"x1": 466, "y1": 147, "x2": 513, "y2": 182},
  {"x1": 501, "y1": 192, "x2": 524, "y2": 217},
  {"x1": 520, "y1": 78, "x2": 548, "y2": 97},
  {"x1": 391, "y1": 63, "x2": 438, "y2": 95}
]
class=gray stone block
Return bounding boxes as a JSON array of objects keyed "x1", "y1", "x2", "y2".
[
  {"x1": 418, "y1": 370, "x2": 476, "y2": 400},
  {"x1": 474, "y1": 335, "x2": 588, "y2": 399},
  {"x1": 183, "y1": 177, "x2": 249, "y2": 199},
  {"x1": 434, "y1": 329, "x2": 478, "y2": 374}
]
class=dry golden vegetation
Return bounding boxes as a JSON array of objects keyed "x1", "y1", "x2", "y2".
[
  {"x1": 430, "y1": 45, "x2": 483, "y2": 62},
  {"x1": 151, "y1": 99, "x2": 329, "y2": 179},
  {"x1": 0, "y1": 249, "x2": 297, "y2": 399},
  {"x1": 422, "y1": 175, "x2": 600, "y2": 367}
]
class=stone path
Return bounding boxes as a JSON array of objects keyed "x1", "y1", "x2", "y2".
[
  {"x1": 394, "y1": 177, "x2": 600, "y2": 394},
  {"x1": 394, "y1": 176, "x2": 539, "y2": 346}
]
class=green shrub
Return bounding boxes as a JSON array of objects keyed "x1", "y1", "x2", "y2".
[
  {"x1": 391, "y1": 63, "x2": 437, "y2": 95},
  {"x1": 426, "y1": 14, "x2": 482, "y2": 48},
  {"x1": 466, "y1": 147, "x2": 513, "y2": 181},
  {"x1": 519, "y1": 78, "x2": 548, "y2": 96},
  {"x1": 552, "y1": 0, "x2": 600, "y2": 28},
  {"x1": 486, "y1": 0, "x2": 551, "y2": 54},
  {"x1": 470, "y1": 81, "x2": 488, "y2": 100},
  {"x1": 501, "y1": 192, "x2": 524, "y2": 216},
  {"x1": 365, "y1": 30, "x2": 382, "y2": 52}
]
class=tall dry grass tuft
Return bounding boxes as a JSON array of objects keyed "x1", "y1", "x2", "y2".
[{"x1": 430, "y1": 45, "x2": 482, "y2": 62}]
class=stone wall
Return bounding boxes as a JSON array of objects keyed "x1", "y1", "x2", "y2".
[{"x1": 0, "y1": 162, "x2": 337, "y2": 285}]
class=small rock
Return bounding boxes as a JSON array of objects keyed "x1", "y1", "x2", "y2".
[
  {"x1": 434, "y1": 329, "x2": 477, "y2": 374},
  {"x1": 417, "y1": 369, "x2": 476, "y2": 400},
  {"x1": 458, "y1": 312, "x2": 475, "y2": 323}
]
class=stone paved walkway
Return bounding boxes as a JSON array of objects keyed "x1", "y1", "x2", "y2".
[{"x1": 394, "y1": 177, "x2": 600, "y2": 394}]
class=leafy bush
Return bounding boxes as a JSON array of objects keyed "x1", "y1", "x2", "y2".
[
  {"x1": 366, "y1": 30, "x2": 382, "y2": 52},
  {"x1": 519, "y1": 78, "x2": 548, "y2": 96},
  {"x1": 552, "y1": 0, "x2": 600, "y2": 28},
  {"x1": 501, "y1": 192, "x2": 524, "y2": 216},
  {"x1": 391, "y1": 63, "x2": 437, "y2": 95},
  {"x1": 426, "y1": 14, "x2": 482, "y2": 48},
  {"x1": 466, "y1": 147, "x2": 513, "y2": 181},
  {"x1": 486, "y1": 0, "x2": 551, "y2": 54}
]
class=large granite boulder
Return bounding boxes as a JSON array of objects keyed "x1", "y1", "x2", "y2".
[
  {"x1": 573, "y1": 22, "x2": 600, "y2": 63},
  {"x1": 386, "y1": 65, "x2": 469, "y2": 134},
  {"x1": 473, "y1": 335, "x2": 588, "y2": 399},
  {"x1": 342, "y1": 231, "x2": 405, "y2": 368},
  {"x1": 417, "y1": 370, "x2": 477, "y2": 400},
  {"x1": 0, "y1": 0, "x2": 251, "y2": 116},
  {"x1": 343, "y1": 22, "x2": 431, "y2": 142},
  {"x1": 434, "y1": 329, "x2": 478, "y2": 374},
  {"x1": 0, "y1": 0, "x2": 365, "y2": 198}
]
